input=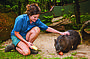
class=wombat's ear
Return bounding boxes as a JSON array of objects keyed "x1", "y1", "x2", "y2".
[{"x1": 66, "y1": 34, "x2": 68, "y2": 36}]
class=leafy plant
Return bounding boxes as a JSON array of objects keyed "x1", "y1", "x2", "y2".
[
  {"x1": 62, "y1": 56, "x2": 73, "y2": 59},
  {"x1": 61, "y1": 9, "x2": 65, "y2": 12},
  {"x1": 63, "y1": 14, "x2": 69, "y2": 18},
  {"x1": 71, "y1": 51, "x2": 77, "y2": 55},
  {"x1": 80, "y1": 15, "x2": 90, "y2": 23},
  {"x1": 43, "y1": 15, "x2": 53, "y2": 19},
  {"x1": 85, "y1": 28, "x2": 90, "y2": 31},
  {"x1": 62, "y1": 11, "x2": 90, "y2": 30},
  {"x1": 80, "y1": 57, "x2": 88, "y2": 59},
  {"x1": 11, "y1": 5, "x2": 18, "y2": 13},
  {"x1": 0, "y1": 41, "x2": 2, "y2": 44},
  {"x1": 41, "y1": 15, "x2": 53, "y2": 25},
  {"x1": 5, "y1": 5, "x2": 11, "y2": 8}
]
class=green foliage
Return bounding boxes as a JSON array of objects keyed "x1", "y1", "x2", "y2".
[
  {"x1": 62, "y1": 10, "x2": 81, "y2": 30},
  {"x1": 61, "y1": 9, "x2": 65, "y2": 12},
  {"x1": 57, "y1": 0, "x2": 60, "y2": 2},
  {"x1": 62, "y1": 10, "x2": 73, "y2": 19},
  {"x1": 0, "y1": 46, "x2": 5, "y2": 49},
  {"x1": 43, "y1": 15, "x2": 53, "y2": 19},
  {"x1": 86, "y1": 28, "x2": 90, "y2": 31},
  {"x1": 63, "y1": 14, "x2": 69, "y2": 18},
  {"x1": 44, "y1": 9, "x2": 47, "y2": 12},
  {"x1": 80, "y1": 57, "x2": 88, "y2": 59},
  {"x1": 72, "y1": 24, "x2": 82, "y2": 30},
  {"x1": 11, "y1": 5, "x2": 18, "y2": 14},
  {"x1": 16, "y1": 0, "x2": 25, "y2": 2},
  {"x1": 71, "y1": 51, "x2": 77, "y2": 55},
  {"x1": 80, "y1": 15, "x2": 90, "y2": 23},
  {"x1": 71, "y1": 14, "x2": 90, "y2": 30},
  {"x1": 62, "y1": 56, "x2": 73, "y2": 59},
  {"x1": 0, "y1": 41, "x2": 2, "y2": 44},
  {"x1": 62, "y1": 8, "x2": 90, "y2": 30},
  {"x1": 5, "y1": 5, "x2": 11, "y2": 8},
  {"x1": 68, "y1": 11, "x2": 73, "y2": 16},
  {"x1": 0, "y1": 4, "x2": 3, "y2": 8},
  {"x1": 0, "y1": 44, "x2": 88, "y2": 59},
  {"x1": 41, "y1": 15, "x2": 53, "y2": 26}
]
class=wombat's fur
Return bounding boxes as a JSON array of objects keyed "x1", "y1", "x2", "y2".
[{"x1": 54, "y1": 30, "x2": 81, "y2": 53}]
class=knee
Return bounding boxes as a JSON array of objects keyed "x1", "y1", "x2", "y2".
[
  {"x1": 34, "y1": 27, "x2": 40, "y2": 33},
  {"x1": 23, "y1": 49, "x2": 30, "y2": 55},
  {"x1": 26, "y1": 26, "x2": 40, "y2": 36}
]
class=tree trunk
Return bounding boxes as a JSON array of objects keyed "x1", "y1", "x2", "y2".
[
  {"x1": 18, "y1": 1, "x2": 21, "y2": 15},
  {"x1": 53, "y1": 0, "x2": 56, "y2": 6},
  {"x1": 39, "y1": 0, "x2": 43, "y2": 11},
  {"x1": 25, "y1": 0, "x2": 29, "y2": 4},
  {"x1": 74, "y1": 0, "x2": 80, "y2": 24},
  {"x1": 47, "y1": 0, "x2": 51, "y2": 11}
]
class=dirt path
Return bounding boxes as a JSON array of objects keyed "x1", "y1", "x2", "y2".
[
  {"x1": 33, "y1": 32, "x2": 90, "y2": 58},
  {"x1": 1, "y1": 32, "x2": 90, "y2": 59}
]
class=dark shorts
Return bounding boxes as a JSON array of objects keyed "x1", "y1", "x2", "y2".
[{"x1": 11, "y1": 35, "x2": 26, "y2": 46}]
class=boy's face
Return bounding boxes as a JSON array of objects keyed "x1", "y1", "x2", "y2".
[{"x1": 29, "y1": 14, "x2": 40, "y2": 22}]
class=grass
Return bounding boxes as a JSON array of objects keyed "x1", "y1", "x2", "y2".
[
  {"x1": 0, "y1": 36, "x2": 89, "y2": 59},
  {"x1": 0, "y1": 51, "x2": 42, "y2": 59},
  {"x1": 0, "y1": 43, "x2": 88, "y2": 59},
  {"x1": 71, "y1": 51, "x2": 77, "y2": 55},
  {"x1": 0, "y1": 44, "x2": 42, "y2": 59}
]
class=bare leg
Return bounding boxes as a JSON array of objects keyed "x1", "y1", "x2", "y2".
[
  {"x1": 26, "y1": 27, "x2": 40, "y2": 43},
  {"x1": 16, "y1": 41, "x2": 30, "y2": 56},
  {"x1": 5, "y1": 27, "x2": 40, "y2": 54}
]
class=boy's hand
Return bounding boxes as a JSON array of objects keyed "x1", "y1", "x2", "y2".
[
  {"x1": 60, "y1": 32, "x2": 70, "y2": 35},
  {"x1": 27, "y1": 42, "x2": 33, "y2": 48},
  {"x1": 27, "y1": 42, "x2": 38, "y2": 50},
  {"x1": 63, "y1": 31, "x2": 70, "y2": 35}
]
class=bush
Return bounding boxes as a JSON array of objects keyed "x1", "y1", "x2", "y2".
[
  {"x1": 41, "y1": 15, "x2": 53, "y2": 26},
  {"x1": 0, "y1": 12, "x2": 17, "y2": 40}
]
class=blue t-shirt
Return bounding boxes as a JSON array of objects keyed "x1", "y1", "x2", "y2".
[{"x1": 11, "y1": 14, "x2": 48, "y2": 36}]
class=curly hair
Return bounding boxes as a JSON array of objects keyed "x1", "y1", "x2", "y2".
[{"x1": 25, "y1": 3, "x2": 41, "y2": 16}]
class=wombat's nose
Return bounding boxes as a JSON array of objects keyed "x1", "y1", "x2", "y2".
[{"x1": 56, "y1": 50, "x2": 61, "y2": 53}]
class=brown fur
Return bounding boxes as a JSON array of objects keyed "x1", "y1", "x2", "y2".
[{"x1": 54, "y1": 30, "x2": 81, "y2": 53}]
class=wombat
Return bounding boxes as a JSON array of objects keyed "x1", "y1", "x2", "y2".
[{"x1": 54, "y1": 30, "x2": 81, "y2": 53}]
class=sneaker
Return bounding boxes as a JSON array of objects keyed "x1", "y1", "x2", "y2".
[
  {"x1": 5, "y1": 43, "x2": 15, "y2": 52},
  {"x1": 30, "y1": 48, "x2": 38, "y2": 54}
]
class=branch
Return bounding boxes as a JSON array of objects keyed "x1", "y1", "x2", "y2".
[{"x1": 40, "y1": 6, "x2": 54, "y2": 14}]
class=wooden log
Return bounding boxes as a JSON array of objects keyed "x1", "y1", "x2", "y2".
[{"x1": 80, "y1": 20, "x2": 90, "y2": 40}]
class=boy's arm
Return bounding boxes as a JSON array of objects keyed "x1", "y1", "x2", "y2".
[
  {"x1": 14, "y1": 31, "x2": 27, "y2": 44},
  {"x1": 14, "y1": 31, "x2": 32, "y2": 47},
  {"x1": 46, "y1": 27, "x2": 70, "y2": 35},
  {"x1": 46, "y1": 27, "x2": 62, "y2": 35}
]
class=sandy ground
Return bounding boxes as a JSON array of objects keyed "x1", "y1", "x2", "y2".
[
  {"x1": 33, "y1": 32, "x2": 90, "y2": 58},
  {"x1": 1, "y1": 32, "x2": 90, "y2": 59}
]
